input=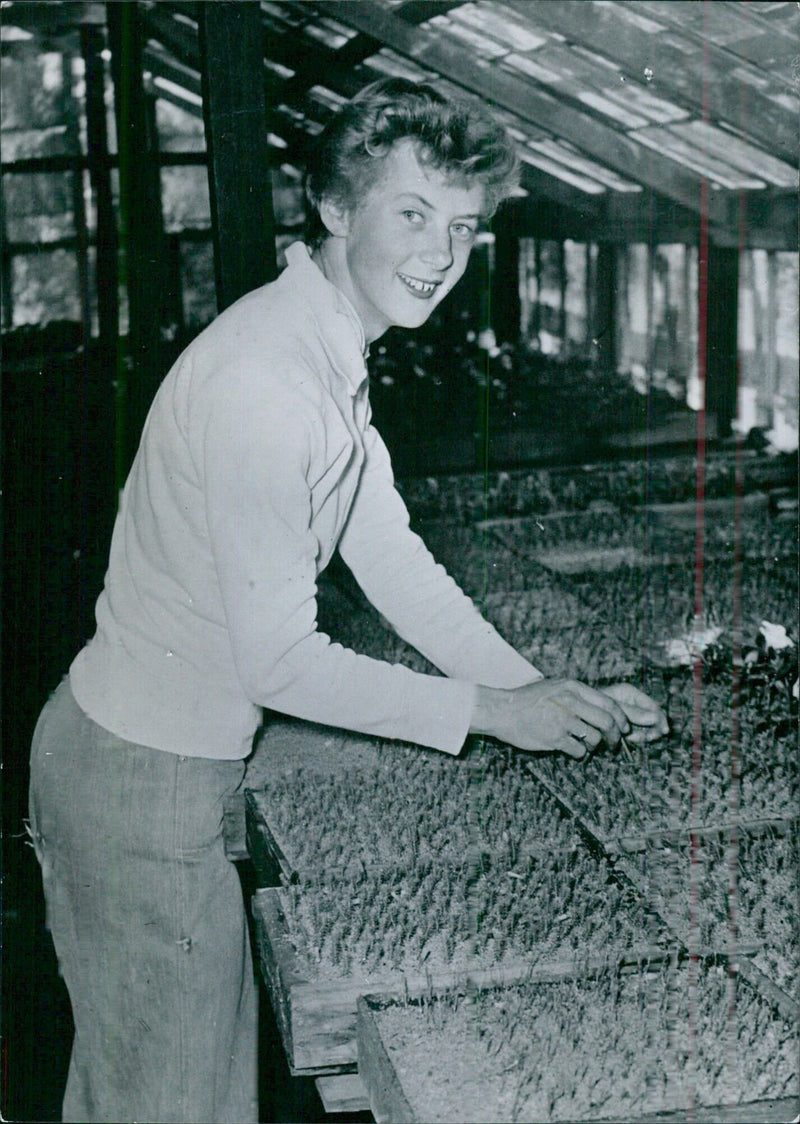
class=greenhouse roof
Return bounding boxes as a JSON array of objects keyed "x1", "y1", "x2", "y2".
[{"x1": 2, "y1": 0, "x2": 797, "y2": 246}]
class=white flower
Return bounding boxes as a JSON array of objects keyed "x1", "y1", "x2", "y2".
[
  {"x1": 759, "y1": 621, "x2": 795, "y2": 652},
  {"x1": 664, "y1": 627, "x2": 724, "y2": 667},
  {"x1": 664, "y1": 639, "x2": 694, "y2": 666}
]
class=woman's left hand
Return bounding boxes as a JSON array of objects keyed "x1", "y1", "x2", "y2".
[{"x1": 599, "y1": 683, "x2": 669, "y2": 744}]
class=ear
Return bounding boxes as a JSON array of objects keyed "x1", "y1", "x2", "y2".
[{"x1": 318, "y1": 196, "x2": 350, "y2": 238}]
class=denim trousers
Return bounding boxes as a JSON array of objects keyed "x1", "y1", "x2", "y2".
[{"x1": 28, "y1": 678, "x2": 259, "y2": 1124}]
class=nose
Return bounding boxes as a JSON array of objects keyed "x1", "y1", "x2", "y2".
[{"x1": 420, "y1": 224, "x2": 453, "y2": 272}]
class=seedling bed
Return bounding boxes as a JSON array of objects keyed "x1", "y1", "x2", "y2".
[
  {"x1": 248, "y1": 747, "x2": 673, "y2": 1074},
  {"x1": 251, "y1": 885, "x2": 667, "y2": 1075},
  {"x1": 560, "y1": 557, "x2": 798, "y2": 670},
  {"x1": 246, "y1": 736, "x2": 584, "y2": 888},
  {"x1": 527, "y1": 681, "x2": 798, "y2": 842},
  {"x1": 616, "y1": 826, "x2": 799, "y2": 1007},
  {"x1": 357, "y1": 958, "x2": 798, "y2": 1123},
  {"x1": 396, "y1": 450, "x2": 795, "y2": 525},
  {"x1": 252, "y1": 876, "x2": 678, "y2": 1070},
  {"x1": 485, "y1": 495, "x2": 792, "y2": 569}
]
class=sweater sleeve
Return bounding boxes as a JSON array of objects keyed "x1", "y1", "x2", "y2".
[
  {"x1": 201, "y1": 367, "x2": 478, "y2": 754},
  {"x1": 337, "y1": 423, "x2": 543, "y2": 689}
]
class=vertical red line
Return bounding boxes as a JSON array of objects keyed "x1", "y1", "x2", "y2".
[
  {"x1": 728, "y1": 376, "x2": 744, "y2": 1009},
  {"x1": 687, "y1": 5, "x2": 713, "y2": 1117}
]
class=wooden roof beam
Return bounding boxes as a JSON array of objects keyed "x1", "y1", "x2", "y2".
[
  {"x1": 269, "y1": 0, "x2": 462, "y2": 102},
  {"x1": 141, "y1": 3, "x2": 202, "y2": 71},
  {"x1": 504, "y1": 0, "x2": 798, "y2": 167},
  {"x1": 312, "y1": 0, "x2": 730, "y2": 227},
  {"x1": 198, "y1": 1, "x2": 277, "y2": 308}
]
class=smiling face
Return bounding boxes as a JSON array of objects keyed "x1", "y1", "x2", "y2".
[{"x1": 313, "y1": 139, "x2": 487, "y2": 343}]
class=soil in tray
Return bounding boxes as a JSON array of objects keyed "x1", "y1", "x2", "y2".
[
  {"x1": 273, "y1": 838, "x2": 665, "y2": 987},
  {"x1": 529, "y1": 681, "x2": 798, "y2": 842},
  {"x1": 488, "y1": 500, "x2": 796, "y2": 569},
  {"x1": 248, "y1": 739, "x2": 668, "y2": 985},
  {"x1": 619, "y1": 827, "x2": 799, "y2": 999},
  {"x1": 248, "y1": 742, "x2": 584, "y2": 885},
  {"x1": 367, "y1": 962, "x2": 798, "y2": 1122}
]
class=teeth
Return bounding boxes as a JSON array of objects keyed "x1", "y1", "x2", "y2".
[{"x1": 399, "y1": 273, "x2": 437, "y2": 294}]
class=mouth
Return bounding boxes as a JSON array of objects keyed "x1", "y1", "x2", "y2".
[{"x1": 397, "y1": 271, "x2": 440, "y2": 297}]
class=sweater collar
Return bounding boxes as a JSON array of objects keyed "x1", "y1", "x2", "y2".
[{"x1": 284, "y1": 241, "x2": 369, "y2": 395}]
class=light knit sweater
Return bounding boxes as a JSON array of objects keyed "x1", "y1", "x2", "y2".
[{"x1": 71, "y1": 243, "x2": 541, "y2": 759}]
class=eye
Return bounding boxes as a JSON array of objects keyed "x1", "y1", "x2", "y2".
[
  {"x1": 402, "y1": 209, "x2": 424, "y2": 225},
  {"x1": 451, "y1": 222, "x2": 477, "y2": 242}
]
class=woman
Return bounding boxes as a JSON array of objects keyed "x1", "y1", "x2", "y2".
[{"x1": 29, "y1": 78, "x2": 667, "y2": 1123}]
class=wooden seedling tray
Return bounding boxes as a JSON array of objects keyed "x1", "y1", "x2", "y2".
[
  {"x1": 222, "y1": 791, "x2": 249, "y2": 863},
  {"x1": 605, "y1": 815, "x2": 799, "y2": 856},
  {"x1": 250, "y1": 886, "x2": 670, "y2": 1077},
  {"x1": 356, "y1": 966, "x2": 799, "y2": 1124},
  {"x1": 526, "y1": 760, "x2": 797, "y2": 857},
  {"x1": 241, "y1": 717, "x2": 390, "y2": 885},
  {"x1": 245, "y1": 788, "x2": 295, "y2": 887}
]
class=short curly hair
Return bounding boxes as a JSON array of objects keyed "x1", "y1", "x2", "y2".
[{"x1": 304, "y1": 78, "x2": 520, "y2": 248}]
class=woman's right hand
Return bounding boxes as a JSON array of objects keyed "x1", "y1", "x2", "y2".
[{"x1": 470, "y1": 677, "x2": 632, "y2": 759}]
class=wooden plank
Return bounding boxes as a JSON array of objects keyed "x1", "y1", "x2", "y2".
[
  {"x1": 735, "y1": 955, "x2": 800, "y2": 1024},
  {"x1": 316, "y1": 0, "x2": 729, "y2": 226},
  {"x1": 594, "y1": 241, "x2": 617, "y2": 372},
  {"x1": 706, "y1": 243, "x2": 740, "y2": 440},
  {"x1": 81, "y1": 22, "x2": 118, "y2": 363},
  {"x1": 314, "y1": 1073, "x2": 370, "y2": 1115},
  {"x1": 222, "y1": 792, "x2": 249, "y2": 863},
  {"x1": 198, "y1": 1, "x2": 277, "y2": 311},
  {"x1": 251, "y1": 886, "x2": 377, "y2": 1075},
  {"x1": 357, "y1": 996, "x2": 417, "y2": 1124},
  {"x1": 245, "y1": 789, "x2": 294, "y2": 886},
  {"x1": 607, "y1": 814, "x2": 799, "y2": 855},
  {"x1": 489, "y1": 204, "x2": 522, "y2": 346},
  {"x1": 635, "y1": 1099, "x2": 800, "y2": 1124},
  {"x1": 107, "y1": 0, "x2": 168, "y2": 472}
]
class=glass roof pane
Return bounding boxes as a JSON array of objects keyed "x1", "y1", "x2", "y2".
[
  {"x1": 302, "y1": 18, "x2": 356, "y2": 51},
  {"x1": 673, "y1": 121, "x2": 798, "y2": 188},
  {"x1": 519, "y1": 150, "x2": 606, "y2": 195},
  {"x1": 264, "y1": 58, "x2": 295, "y2": 81},
  {"x1": 609, "y1": 82, "x2": 689, "y2": 125},
  {"x1": 363, "y1": 48, "x2": 434, "y2": 82},
  {"x1": 502, "y1": 51, "x2": 564, "y2": 84},
  {"x1": 152, "y1": 75, "x2": 202, "y2": 109},
  {"x1": 426, "y1": 14, "x2": 509, "y2": 60},
  {"x1": 605, "y1": 1, "x2": 668, "y2": 35},
  {"x1": 452, "y1": 3, "x2": 548, "y2": 53},
  {"x1": 307, "y1": 85, "x2": 348, "y2": 112},
  {"x1": 260, "y1": 3, "x2": 302, "y2": 30},
  {"x1": 634, "y1": 127, "x2": 767, "y2": 190},
  {"x1": 576, "y1": 91, "x2": 650, "y2": 130},
  {"x1": 276, "y1": 103, "x2": 305, "y2": 125},
  {"x1": 531, "y1": 140, "x2": 643, "y2": 193}
]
